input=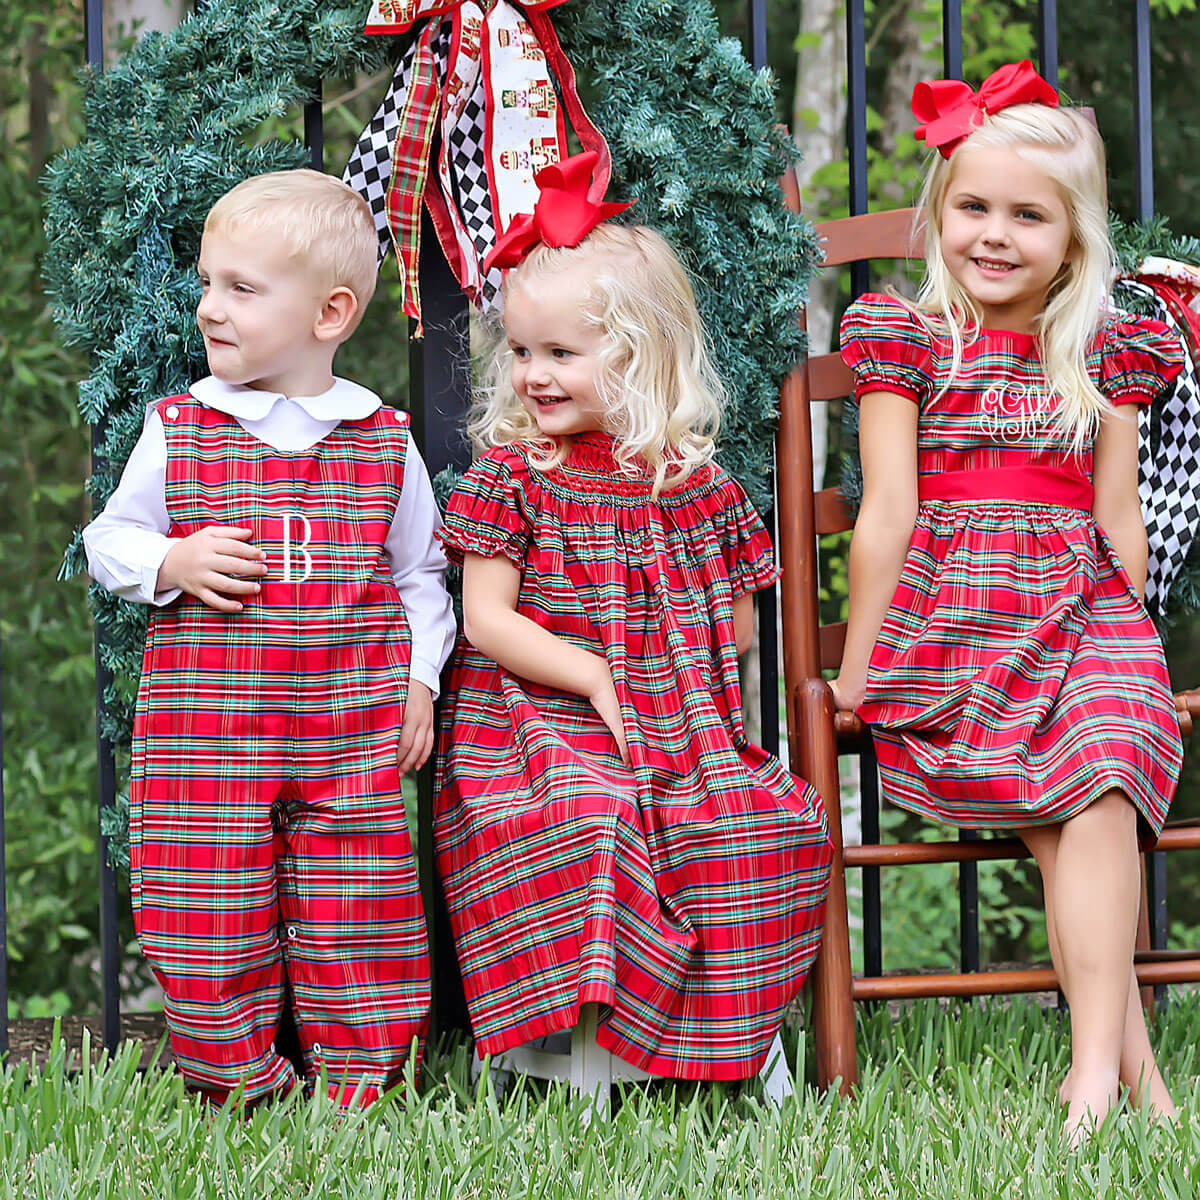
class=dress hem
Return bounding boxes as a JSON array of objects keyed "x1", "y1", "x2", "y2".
[
  {"x1": 877, "y1": 772, "x2": 1165, "y2": 844},
  {"x1": 470, "y1": 985, "x2": 779, "y2": 1082}
]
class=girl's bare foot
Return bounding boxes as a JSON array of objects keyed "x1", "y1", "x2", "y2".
[
  {"x1": 1142, "y1": 1083, "x2": 1177, "y2": 1123},
  {"x1": 1058, "y1": 1068, "x2": 1073, "y2": 1106},
  {"x1": 1065, "y1": 1070, "x2": 1118, "y2": 1147},
  {"x1": 1125, "y1": 1062, "x2": 1175, "y2": 1120}
]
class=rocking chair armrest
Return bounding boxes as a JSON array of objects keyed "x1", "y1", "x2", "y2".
[{"x1": 833, "y1": 710, "x2": 865, "y2": 738}]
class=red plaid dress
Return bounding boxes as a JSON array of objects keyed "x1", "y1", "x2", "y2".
[
  {"x1": 130, "y1": 397, "x2": 430, "y2": 1104},
  {"x1": 841, "y1": 294, "x2": 1185, "y2": 836},
  {"x1": 434, "y1": 433, "x2": 832, "y2": 1080}
]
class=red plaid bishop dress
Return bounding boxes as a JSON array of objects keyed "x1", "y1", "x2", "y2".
[
  {"x1": 841, "y1": 293, "x2": 1185, "y2": 837},
  {"x1": 434, "y1": 432, "x2": 833, "y2": 1080},
  {"x1": 130, "y1": 397, "x2": 431, "y2": 1105}
]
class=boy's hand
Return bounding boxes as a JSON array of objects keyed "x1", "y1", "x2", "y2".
[
  {"x1": 158, "y1": 526, "x2": 267, "y2": 612},
  {"x1": 397, "y1": 680, "x2": 434, "y2": 775}
]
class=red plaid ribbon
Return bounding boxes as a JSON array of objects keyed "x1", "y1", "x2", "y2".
[
  {"x1": 386, "y1": 21, "x2": 443, "y2": 329},
  {"x1": 357, "y1": 0, "x2": 612, "y2": 334}
]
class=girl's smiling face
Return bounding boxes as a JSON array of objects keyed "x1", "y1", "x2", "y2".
[
  {"x1": 504, "y1": 265, "x2": 611, "y2": 438},
  {"x1": 939, "y1": 144, "x2": 1075, "y2": 334}
]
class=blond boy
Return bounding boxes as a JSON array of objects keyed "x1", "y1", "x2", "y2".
[{"x1": 85, "y1": 169, "x2": 453, "y2": 1105}]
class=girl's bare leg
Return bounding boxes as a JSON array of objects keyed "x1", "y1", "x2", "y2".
[
  {"x1": 1118, "y1": 967, "x2": 1175, "y2": 1117},
  {"x1": 1019, "y1": 825, "x2": 1073, "y2": 1103},
  {"x1": 1051, "y1": 790, "x2": 1141, "y2": 1141},
  {"x1": 1022, "y1": 818, "x2": 1175, "y2": 1119}
]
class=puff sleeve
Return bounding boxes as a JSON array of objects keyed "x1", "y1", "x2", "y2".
[
  {"x1": 439, "y1": 447, "x2": 532, "y2": 567},
  {"x1": 1099, "y1": 316, "x2": 1185, "y2": 407},
  {"x1": 839, "y1": 292, "x2": 935, "y2": 405},
  {"x1": 712, "y1": 471, "x2": 781, "y2": 597}
]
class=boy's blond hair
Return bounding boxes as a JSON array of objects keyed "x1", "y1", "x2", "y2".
[
  {"x1": 205, "y1": 169, "x2": 380, "y2": 331},
  {"x1": 468, "y1": 224, "x2": 726, "y2": 498}
]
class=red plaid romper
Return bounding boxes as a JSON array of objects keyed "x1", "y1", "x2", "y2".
[{"x1": 130, "y1": 397, "x2": 431, "y2": 1105}]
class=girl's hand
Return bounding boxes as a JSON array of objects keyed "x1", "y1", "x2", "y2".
[
  {"x1": 588, "y1": 664, "x2": 630, "y2": 766},
  {"x1": 464, "y1": 554, "x2": 631, "y2": 766},
  {"x1": 397, "y1": 681, "x2": 435, "y2": 775},
  {"x1": 158, "y1": 526, "x2": 267, "y2": 611},
  {"x1": 828, "y1": 674, "x2": 866, "y2": 713}
]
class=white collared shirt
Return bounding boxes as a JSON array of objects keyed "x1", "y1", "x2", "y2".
[{"x1": 83, "y1": 376, "x2": 456, "y2": 696}]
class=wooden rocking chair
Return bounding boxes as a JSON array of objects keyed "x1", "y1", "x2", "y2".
[{"x1": 775, "y1": 192, "x2": 1200, "y2": 1094}]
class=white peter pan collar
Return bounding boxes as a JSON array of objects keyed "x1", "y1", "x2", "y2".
[{"x1": 188, "y1": 375, "x2": 383, "y2": 422}]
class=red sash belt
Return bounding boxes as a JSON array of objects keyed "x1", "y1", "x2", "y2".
[{"x1": 918, "y1": 465, "x2": 1093, "y2": 511}]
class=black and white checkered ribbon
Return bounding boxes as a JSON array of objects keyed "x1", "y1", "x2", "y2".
[
  {"x1": 446, "y1": 76, "x2": 503, "y2": 312},
  {"x1": 343, "y1": 24, "x2": 452, "y2": 264},
  {"x1": 1114, "y1": 278, "x2": 1200, "y2": 617}
]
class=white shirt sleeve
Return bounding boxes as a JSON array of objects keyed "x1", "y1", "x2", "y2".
[
  {"x1": 81, "y1": 411, "x2": 183, "y2": 606},
  {"x1": 386, "y1": 434, "x2": 456, "y2": 698}
]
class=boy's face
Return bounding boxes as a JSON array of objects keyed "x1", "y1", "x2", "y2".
[{"x1": 196, "y1": 227, "x2": 333, "y2": 396}]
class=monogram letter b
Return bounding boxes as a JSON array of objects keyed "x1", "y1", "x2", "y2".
[{"x1": 282, "y1": 514, "x2": 313, "y2": 583}]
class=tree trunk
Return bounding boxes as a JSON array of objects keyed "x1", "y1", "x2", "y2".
[
  {"x1": 792, "y1": 0, "x2": 846, "y2": 375},
  {"x1": 743, "y1": 2, "x2": 846, "y2": 740},
  {"x1": 739, "y1": 1, "x2": 849, "y2": 749},
  {"x1": 27, "y1": 21, "x2": 48, "y2": 178},
  {"x1": 785, "y1": 0, "x2": 857, "y2": 857},
  {"x1": 876, "y1": 0, "x2": 936, "y2": 294}
]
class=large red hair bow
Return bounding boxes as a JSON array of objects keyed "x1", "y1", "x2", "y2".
[
  {"x1": 912, "y1": 59, "x2": 1059, "y2": 158},
  {"x1": 483, "y1": 151, "x2": 634, "y2": 271}
]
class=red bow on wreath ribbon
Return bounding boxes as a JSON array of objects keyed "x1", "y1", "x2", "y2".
[
  {"x1": 912, "y1": 59, "x2": 1059, "y2": 158},
  {"x1": 346, "y1": 0, "x2": 614, "y2": 334},
  {"x1": 483, "y1": 152, "x2": 633, "y2": 270}
]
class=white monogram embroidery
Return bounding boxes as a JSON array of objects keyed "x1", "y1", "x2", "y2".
[
  {"x1": 978, "y1": 382, "x2": 1056, "y2": 443},
  {"x1": 281, "y1": 513, "x2": 314, "y2": 583}
]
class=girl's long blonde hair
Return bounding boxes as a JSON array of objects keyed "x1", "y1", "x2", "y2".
[
  {"x1": 914, "y1": 103, "x2": 1114, "y2": 451},
  {"x1": 467, "y1": 223, "x2": 726, "y2": 497}
]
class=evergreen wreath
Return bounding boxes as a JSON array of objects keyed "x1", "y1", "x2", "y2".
[{"x1": 43, "y1": 0, "x2": 819, "y2": 866}]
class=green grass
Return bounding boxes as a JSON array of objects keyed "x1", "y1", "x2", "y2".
[{"x1": 4, "y1": 997, "x2": 1200, "y2": 1198}]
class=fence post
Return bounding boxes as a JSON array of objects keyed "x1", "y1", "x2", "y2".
[
  {"x1": 409, "y1": 207, "x2": 472, "y2": 1036},
  {"x1": 942, "y1": 0, "x2": 962, "y2": 80},
  {"x1": 1131, "y1": 0, "x2": 1168, "y2": 1010},
  {"x1": 0, "y1": 639, "x2": 9, "y2": 1058},
  {"x1": 83, "y1": 0, "x2": 124, "y2": 1058},
  {"x1": 1038, "y1": 0, "x2": 1059, "y2": 87},
  {"x1": 1133, "y1": 0, "x2": 1154, "y2": 222},
  {"x1": 743, "y1": 0, "x2": 780, "y2": 754}
]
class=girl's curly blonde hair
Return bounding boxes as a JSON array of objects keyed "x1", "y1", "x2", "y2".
[{"x1": 467, "y1": 224, "x2": 726, "y2": 497}]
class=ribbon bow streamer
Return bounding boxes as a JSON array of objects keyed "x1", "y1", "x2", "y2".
[
  {"x1": 1117, "y1": 274, "x2": 1200, "y2": 618},
  {"x1": 483, "y1": 152, "x2": 633, "y2": 271},
  {"x1": 912, "y1": 59, "x2": 1059, "y2": 158},
  {"x1": 345, "y1": 0, "x2": 613, "y2": 334}
]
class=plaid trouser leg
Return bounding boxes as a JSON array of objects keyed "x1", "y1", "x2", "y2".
[
  {"x1": 276, "y1": 719, "x2": 431, "y2": 1107},
  {"x1": 132, "y1": 760, "x2": 297, "y2": 1100}
]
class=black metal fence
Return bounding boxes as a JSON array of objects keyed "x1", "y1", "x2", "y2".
[{"x1": 0, "y1": 0, "x2": 1172, "y2": 1054}]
